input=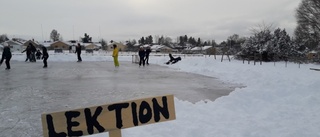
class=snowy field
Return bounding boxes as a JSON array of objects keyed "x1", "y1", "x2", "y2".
[{"x1": 2, "y1": 51, "x2": 320, "y2": 137}]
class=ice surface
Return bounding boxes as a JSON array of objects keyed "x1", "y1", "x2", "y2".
[
  {"x1": 0, "y1": 59, "x2": 239, "y2": 137},
  {"x1": 1, "y1": 52, "x2": 319, "y2": 137}
]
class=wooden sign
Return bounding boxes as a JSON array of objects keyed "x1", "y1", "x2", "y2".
[{"x1": 41, "y1": 95, "x2": 176, "y2": 137}]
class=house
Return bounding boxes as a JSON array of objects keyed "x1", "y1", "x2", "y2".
[
  {"x1": 150, "y1": 45, "x2": 173, "y2": 53},
  {"x1": 50, "y1": 41, "x2": 70, "y2": 50},
  {"x1": 2, "y1": 40, "x2": 24, "y2": 52},
  {"x1": 107, "y1": 42, "x2": 127, "y2": 51},
  {"x1": 307, "y1": 50, "x2": 319, "y2": 62},
  {"x1": 23, "y1": 40, "x2": 40, "y2": 49},
  {"x1": 182, "y1": 46, "x2": 213, "y2": 54},
  {"x1": 84, "y1": 43, "x2": 101, "y2": 50}
]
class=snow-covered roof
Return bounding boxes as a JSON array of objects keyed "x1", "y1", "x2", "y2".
[
  {"x1": 39, "y1": 42, "x2": 52, "y2": 47},
  {"x1": 142, "y1": 44, "x2": 151, "y2": 48},
  {"x1": 203, "y1": 46, "x2": 213, "y2": 50},
  {"x1": 52, "y1": 41, "x2": 70, "y2": 45},
  {"x1": 12, "y1": 38, "x2": 27, "y2": 44},
  {"x1": 150, "y1": 45, "x2": 164, "y2": 50},
  {"x1": 190, "y1": 46, "x2": 212, "y2": 51},
  {"x1": 4, "y1": 40, "x2": 23, "y2": 46}
]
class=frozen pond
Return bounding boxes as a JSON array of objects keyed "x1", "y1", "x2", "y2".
[{"x1": 0, "y1": 61, "x2": 239, "y2": 136}]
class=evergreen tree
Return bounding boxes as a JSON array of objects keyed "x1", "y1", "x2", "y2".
[
  {"x1": 81, "y1": 33, "x2": 92, "y2": 43},
  {"x1": 100, "y1": 39, "x2": 107, "y2": 50},
  {"x1": 50, "y1": 29, "x2": 60, "y2": 42}
]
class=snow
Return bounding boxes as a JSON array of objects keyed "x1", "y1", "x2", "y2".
[{"x1": 2, "y1": 51, "x2": 320, "y2": 137}]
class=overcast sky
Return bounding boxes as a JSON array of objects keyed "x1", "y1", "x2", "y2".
[{"x1": 0, "y1": 0, "x2": 301, "y2": 43}]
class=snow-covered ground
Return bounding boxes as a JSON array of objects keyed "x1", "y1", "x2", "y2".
[{"x1": 2, "y1": 51, "x2": 320, "y2": 137}]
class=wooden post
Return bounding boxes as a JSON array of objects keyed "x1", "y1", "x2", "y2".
[
  {"x1": 109, "y1": 130, "x2": 122, "y2": 137},
  {"x1": 221, "y1": 53, "x2": 224, "y2": 62}
]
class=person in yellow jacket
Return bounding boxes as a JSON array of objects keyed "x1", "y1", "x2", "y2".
[{"x1": 112, "y1": 44, "x2": 119, "y2": 67}]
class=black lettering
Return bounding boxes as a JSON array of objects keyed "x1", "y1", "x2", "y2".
[
  {"x1": 108, "y1": 103, "x2": 129, "y2": 129},
  {"x1": 46, "y1": 114, "x2": 67, "y2": 137},
  {"x1": 131, "y1": 102, "x2": 138, "y2": 126},
  {"x1": 153, "y1": 97, "x2": 170, "y2": 122},
  {"x1": 84, "y1": 107, "x2": 105, "y2": 134},
  {"x1": 139, "y1": 101, "x2": 152, "y2": 124},
  {"x1": 65, "y1": 111, "x2": 83, "y2": 136}
]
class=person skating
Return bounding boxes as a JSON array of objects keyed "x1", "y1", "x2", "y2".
[
  {"x1": 75, "y1": 43, "x2": 82, "y2": 62},
  {"x1": 138, "y1": 46, "x2": 146, "y2": 67},
  {"x1": 145, "y1": 46, "x2": 151, "y2": 65},
  {"x1": 112, "y1": 44, "x2": 119, "y2": 67},
  {"x1": 36, "y1": 49, "x2": 42, "y2": 60},
  {"x1": 30, "y1": 43, "x2": 37, "y2": 62},
  {"x1": 0, "y1": 44, "x2": 12, "y2": 70},
  {"x1": 42, "y1": 46, "x2": 49, "y2": 68},
  {"x1": 22, "y1": 44, "x2": 31, "y2": 62}
]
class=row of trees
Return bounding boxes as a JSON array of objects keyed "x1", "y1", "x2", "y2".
[
  {"x1": 235, "y1": 0, "x2": 319, "y2": 61},
  {"x1": 237, "y1": 27, "x2": 303, "y2": 61}
]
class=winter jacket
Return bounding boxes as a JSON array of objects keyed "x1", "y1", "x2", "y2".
[
  {"x1": 145, "y1": 48, "x2": 151, "y2": 56},
  {"x1": 75, "y1": 46, "x2": 82, "y2": 54},
  {"x1": 2, "y1": 46, "x2": 12, "y2": 59},
  {"x1": 22, "y1": 46, "x2": 31, "y2": 55},
  {"x1": 139, "y1": 50, "x2": 146, "y2": 58},
  {"x1": 42, "y1": 47, "x2": 49, "y2": 58},
  {"x1": 113, "y1": 47, "x2": 119, "y2": 57}
]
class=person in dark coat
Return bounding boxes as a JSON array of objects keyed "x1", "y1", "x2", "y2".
[
  {"x1": 0, "y1": 44, "x2": 12, "y2": 70},
  {"x1": 138, "y1": 46, "x2": 146, "y2": 67},
  {"x1": 42, "y1": 46, "x2": 49, "y2": 68},
  {"x1": 75, "y1": 43, "x2": 82, "y2": 62},
  {"x1": 145, "y1": 46, "x2": 151, "y2": 65},
  {"x1": 36, "y1": 49, "x2": 42, "y2": 60},
  {"x1": 166, "y1": 53, "x2": 181, "y2": 65},
  {"x1": 29, "y1": 43, "x2": 37, "y2": 62},
  {"x1": 22, "y1": 45, "x2": 31, "y2": 62}
]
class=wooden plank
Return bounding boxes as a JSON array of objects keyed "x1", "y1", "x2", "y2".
[
  {"x1": 41, "y1": 95, "x2": 175, "y2": 137},
  {"x1": 109, "y1": 130, "x2": 122, "y2": 137}
]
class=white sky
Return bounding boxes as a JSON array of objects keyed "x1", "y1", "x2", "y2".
[{"x1": 0, "y1": 0, "x2": 301, "y2": 43}]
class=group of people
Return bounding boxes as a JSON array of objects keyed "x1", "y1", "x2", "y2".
[
  {"x1": 138, "y1": 46, "x2": 151, "y2": 67},
  {"x1": 22, "y1": 43, "x2": 37, "y2": 62},
  {"x1": 111, "y1": 45, "x2": 152, "y2": 68},
  {"x1": 0, "y1": 43, "x2": 49, "y2": 70},
  {"x1": 1, "y1": 43, "x2": 180, "y2": 70}
]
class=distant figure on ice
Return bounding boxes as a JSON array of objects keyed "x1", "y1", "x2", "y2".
[
  {"x1": 0, "y1": 44, "x2": 12, "y2": 70},
  {"x1": 166, "y1": 53, "x2": 181, "y2": 65},
  {"x1": 145, "y1": 46, "x2": 151, "y2": 65},
  {"x1": 75, "y1": 43, "x2": 82, "y2": 62},
  {"x1": 29, "y1": 43, "x2": 37, "y2": 62},
  {"x1": 36, "y1": 49, "x2": 42, "y2": 60},
  {"x1": 22, "y1": 44, "x2": 31, "y2": 62},
  {"x1": 138, "y1": 46, "x2": 146, "y2": 67},
  {"x1": 42, "y1": 46, "x2": 49, "y2": 68},
  {"x1": 112, "y1": 44, "x2": 119, "y2": 67}
]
